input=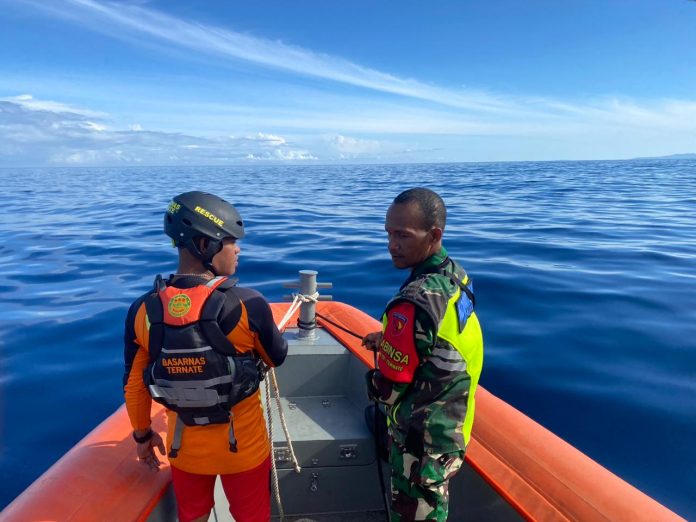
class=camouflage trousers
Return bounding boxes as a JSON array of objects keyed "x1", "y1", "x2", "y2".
[{"x1": 389, "y1": 439, "x2": 464, "y2": 522}]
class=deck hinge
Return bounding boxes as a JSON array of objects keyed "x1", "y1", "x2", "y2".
[
  {"x1": 274, "y1": 446, "x2": 290, "y2": 464},
  {"x1": 340, "y1": 444, "x2": 358, "y2": 459}
]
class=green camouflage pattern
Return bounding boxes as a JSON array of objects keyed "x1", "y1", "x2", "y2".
[
  {"x1": 376, "y1": 247, "x2": 482, "y2": 455},
  {"x1": 390, "y1": 438, "x2": 464, "y2": 522}
]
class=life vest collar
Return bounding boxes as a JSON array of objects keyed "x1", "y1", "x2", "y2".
[{"x1": 159, "y1": 276, "x2": 228, "y2": 326}]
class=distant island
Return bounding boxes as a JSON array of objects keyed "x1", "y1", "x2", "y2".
[{"x1": 635, "y1": 152, "x2": 696, "y2": 160}]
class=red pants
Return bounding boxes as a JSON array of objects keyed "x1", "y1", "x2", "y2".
[{"x1": 171, "y1": 456, "x2": 271, "y2": 522}]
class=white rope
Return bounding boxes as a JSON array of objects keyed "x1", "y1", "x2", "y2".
[
  {"x1": 297, "y1": 291, "x2": 319, "y2": 304},
  {"x1": 267, "y1": 292, "x2": 317, "y2": 520},
  {"x1": 276, "y1": 294, "x2": 301, "y2": 332},
  {"x1": 265, "y1": 373, "x2": 285, "y2": 521},
  {"x1": 270, "y1": 368, "x2": 301, "y2": 473},
  {"x1": 276, "y1": 292, "x2": 319, "y2": 331}
]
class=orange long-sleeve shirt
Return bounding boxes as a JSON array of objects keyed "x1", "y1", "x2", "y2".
[{"x1": 123, "y1": 276, "x2": 287, "y2": 474}]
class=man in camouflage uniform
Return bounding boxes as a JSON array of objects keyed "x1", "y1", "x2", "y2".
[{"x1": 363, "y1": 188, "x2": 484, "y2": 522}]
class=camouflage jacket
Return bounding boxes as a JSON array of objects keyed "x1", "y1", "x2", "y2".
[{"x1": 373, "y1": 247, "x2": 481, "y2": 456}]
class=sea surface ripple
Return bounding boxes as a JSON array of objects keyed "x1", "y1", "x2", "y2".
[{"x1": 0, "y1": 160, "x2": 694, "y2": 518}]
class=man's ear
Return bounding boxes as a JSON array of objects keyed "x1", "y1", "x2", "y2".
[
  {"x1": 429, "y1": 227, "x2": 443, "y2": 244},
  {"x1": 196, "y1": 237, "x2": 210, "y2": 252}
]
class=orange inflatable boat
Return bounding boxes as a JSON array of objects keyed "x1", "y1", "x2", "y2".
[{"x1": 1, "y1": 301, "x2": 685, "y2": 522}]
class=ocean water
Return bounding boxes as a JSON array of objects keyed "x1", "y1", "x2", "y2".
[{"x1": 0, "y1": 161, "x2": 694, "y2": 519}]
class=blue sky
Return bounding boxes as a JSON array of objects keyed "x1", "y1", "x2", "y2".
[{"x1": 1, "y1": 0, "x2": 696, "y2": 166}]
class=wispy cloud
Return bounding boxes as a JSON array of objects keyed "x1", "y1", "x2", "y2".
[
  {"x1": 20, "y1": 0, "x2": 696, "y2": 132},
  {"x1": 0, "y1": 94, "x2": 105, "y2": 117},
  {"x1": 23, "y1": 0, "x2": 540, "y2": 115},
  {"x1": 6, "y1": 1, "x2": 696, "y2": 163}
]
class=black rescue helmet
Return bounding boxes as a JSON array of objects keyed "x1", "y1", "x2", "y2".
[{"x1": 164, "y1": 191, "x2": 245, "y2": 263}]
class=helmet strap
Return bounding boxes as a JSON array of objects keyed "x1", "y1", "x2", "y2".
[
  {"x1": 203, "y1": 260, "x2": 219, "y2": 277},
  {"x1": 199, "y1": 238, "x2": 224, "y2": 276}
]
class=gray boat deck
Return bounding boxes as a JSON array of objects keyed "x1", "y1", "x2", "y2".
[{"x1": 148, "y1": 326, "x2": 520, "y2": 521}]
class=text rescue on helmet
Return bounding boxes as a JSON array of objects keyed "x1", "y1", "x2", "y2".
[
  {"x1": 167, "y1": 201, "x2": 225, "y2": 228},
  {"x1": 194, "y1": 206, "x2": 225, "y2": 227}
]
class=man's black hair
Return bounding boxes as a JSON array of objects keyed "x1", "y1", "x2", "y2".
[{"x1": 392, "y1": 187, "x2": 446, "y2": 230}]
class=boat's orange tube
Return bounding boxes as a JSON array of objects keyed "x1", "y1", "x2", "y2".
[
  {"x1": 1, "y1": 403, "x2": 171, "y2": 522},
  {"x1": 2, "y1": 302, "x2": 685, "y2": 522},
  {"x1": 278, "y1": 302, "x2": 685, "y2": 522}
]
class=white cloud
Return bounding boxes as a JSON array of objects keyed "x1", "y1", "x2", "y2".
[
  {"x1": 330, "y1": 134, "x2": 382, "y2": 155},
  {"x1": 84, "y1": 121, "x2": 106, "y2": 131},
  {"x1": 5, "y1": 88, "x2": 696, "y2": 165},
  {"x1": 274, "y1": 149, "x2": 317, "y2": 160},
  {"x1": 245, "y1": 149, "x2": 317, "y2": 161},
  {"x1": 244, "y1": 132, "x2": 286, "y2": 145},
  {"x1": 0, "y1": 97, "x2": 320, "y2": 165},
  {"x1": 321, "y1": 134, "x2": 424, "y2": 161}
]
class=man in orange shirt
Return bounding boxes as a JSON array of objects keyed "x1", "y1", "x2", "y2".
[{"x1": 124, "y1": 191, "x2": 287, "y2": 522}]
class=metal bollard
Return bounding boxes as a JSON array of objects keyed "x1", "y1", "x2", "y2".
[
  {"x1": 282, "y1": 269, "x2": 333, "y2": 339},
  {"x1": 298, "y1": 270, "x2": 318, "y2": 339}
]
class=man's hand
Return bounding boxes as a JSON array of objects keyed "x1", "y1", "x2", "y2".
[
  {"x1": 365, "y1": 369, "x2": 401, "y2": 406},
  {"x1": 365, "y1": 369, "x2": 380, "y2": 401},
  {"x1": 362, "y1": 331, "x2": 382, "y2": 351},
  {"x1": 136, "y1": 431, "x2": 166, "y2": 471}
]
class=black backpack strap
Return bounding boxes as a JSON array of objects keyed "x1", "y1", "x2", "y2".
[
  {"x1": 144, "y1": 275, "x2": 167, "y2": 360},
  {"x1": 168, "y1": 414, "x2": 185, "y2": 459},
  {"x1": 229, "y1": 414, "x2": 238, "y2": 453},
  {"x1": 449, "y1": 275, "x2": 475, "y2": 308},
  {"x1": 420, "y1": 256, "x2": 476, "y2": 308},
  {"x1": 200, "y1": 282, "x2": 243, "y2": 356}
]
